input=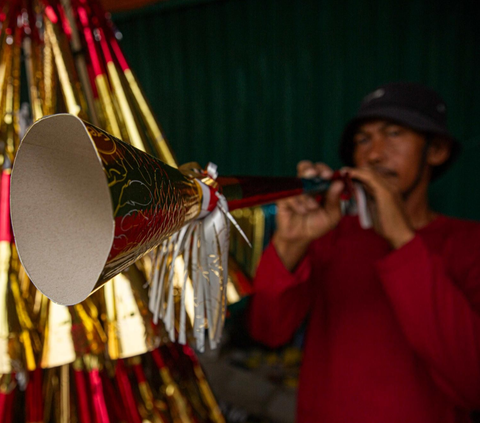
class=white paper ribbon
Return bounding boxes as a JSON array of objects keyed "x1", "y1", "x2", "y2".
[{"x1": 148, "y1": 169, "x2": 232, "y2": 351}]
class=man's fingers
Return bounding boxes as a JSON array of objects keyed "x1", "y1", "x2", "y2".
[
  {"x1": 314, "y1": 163, "x2": 334, "y2": 179},
  {"x1": 298, "y1": 160, "x2": 333, "y2": 179},
  {"x1": 343, "y1": 167, "x2": 386, "y2": 194},
  {"x1": 297, "y1": 160, "x2": 316, "y2": 178},
  {"x1": 324, "y1": 180, "x2": 344, "y2": 215},
  {"x1": 343, "y1": 167, "x2": 375, "y2": 184},
  {"x1": 278, "y1": 194, "x2": 319, "y2": 215}
]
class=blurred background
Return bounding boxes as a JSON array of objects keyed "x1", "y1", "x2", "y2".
[
  {"x1": 110, "y1": 0, "x2": 480, "y2": 221},
  {"x1": 101, "y1": 1, "x2": 480, "y2": 422}
]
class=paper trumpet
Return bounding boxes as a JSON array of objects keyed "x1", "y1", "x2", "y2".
[{"x1": 10, "y1": 113, "x2": 205, "y2": 306}]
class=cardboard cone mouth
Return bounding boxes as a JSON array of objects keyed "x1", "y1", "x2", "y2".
[{"x1": 10, "y1": 114, "x2": 114, "y2": 305}]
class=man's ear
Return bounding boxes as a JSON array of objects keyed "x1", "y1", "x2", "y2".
[{"x1": 427, "y1": 137, "x2": 451, "y2": 167}]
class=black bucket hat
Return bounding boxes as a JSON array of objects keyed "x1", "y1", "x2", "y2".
[{"x1": 339, "y1": 82, "x2": 461, "y2": 178}]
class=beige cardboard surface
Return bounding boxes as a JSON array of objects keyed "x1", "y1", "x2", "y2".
[{"x1": 10, "y1": 114, "x2": 114, "y2": 305}]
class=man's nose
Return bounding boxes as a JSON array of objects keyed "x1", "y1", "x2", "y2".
[{"x1": 366, "y1": 136, "x2": 387, "y2": 164}]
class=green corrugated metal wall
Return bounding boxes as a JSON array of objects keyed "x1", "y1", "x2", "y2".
[{"x1": 114, "y1": 0, "x2": 480, "y2": 220}]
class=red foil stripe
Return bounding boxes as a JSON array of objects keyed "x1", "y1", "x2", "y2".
[
  {"x1": 108, "y1": 33, "x2": 129, "y2": 72},
  {"x1": 86, "y1": 60, "x2": 99, "y2": 98},
  {"x1": 227, "y1": 190, "x2": 304, "y2": 211},
  {"x1": 85, "y1": 0, "x2": 129, "y2": 72},
  {"x1": 216, "y1": 176, "x2": 304, "y2": 211},
  {"x1": 78, "y1": 8, "x2": 103, "y2": 77},
  {"x1": 0, "y1": 391, "x2": 8, "y2": 422},
  {"x1": 45, "y1": 6, "x2": 58, "y2": 24},
  {"x1": 98, "y1": 29, "x2": 113, "y2": 64},
  {"x1": 0, "y1": 171, "x2": 11, "y2": 242},
  {"x1": 217, "y1": 173, "x2": 353, "y2": 211},
  {"x1": 115, "y1": 360, "x2": 142, "y2": 423},
  {"x1": 101, "y1": 370, "x2": 128, "y2": 423},
  {"x1": 151, "y1": 349, "x2": 166, "y2": 369},
  {"x1": 167, "y1": 343, "x2": 180, "y2": 362},
  {"x1": 88, "y1": 369, "x2": 111, "y2": 423},
  {"x1": 207, "y1": 186, "x2": 218, "y2": 212},
  {"x1": 74, "y1": 369, "x2": 93, "y2": 423},
  {"x1": 181, "y1": 344, "x2": 199, "y2": 366},
  {"x1": 132, "y1": 362, "x2": 147, "y2": 384},
  {"x1": 57, "y1": 3, "x2": 72, "y2": 37},
  {"x1": 0, "y1": 389, "x2": 15, "y2": 423},
  {"x1": 26, "y1": 368, "x2": 43, "y2": 423}
]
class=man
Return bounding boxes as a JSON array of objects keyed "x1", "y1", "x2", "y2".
[{"x1": 249, "y1": 82, "x2": 480, "y2": 422}]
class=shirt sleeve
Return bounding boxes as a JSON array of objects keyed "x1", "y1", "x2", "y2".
[
  {"x1": 376, "y1": 231, "x2": 480, "y2": 408},
  {"x1": 248, "y1": 241, "x2": 314, "y2": 348}
]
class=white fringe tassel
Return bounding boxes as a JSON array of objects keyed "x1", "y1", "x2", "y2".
[{"x1": 148, "y1": 194, "x2": 231, "y2": 352}]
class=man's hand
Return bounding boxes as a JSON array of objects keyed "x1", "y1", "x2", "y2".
[
  {"x1": 345, "y1": 167, "x2": 415, "y2": 249},
  {"x1": 273, "y1": 161, "x2": 344, "y2": 271}
]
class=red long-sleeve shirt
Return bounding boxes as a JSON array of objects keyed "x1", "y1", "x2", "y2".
[{"x1": 249, "y1": 215, "x2": 480, "y2": 422}]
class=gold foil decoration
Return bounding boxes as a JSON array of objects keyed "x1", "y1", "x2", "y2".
[
  {"x1": 60, "y1": 364, "x2": 70, "y2": 423},
  {"x1": 0, "y1": 242, "x2": 11, "y2": 374},
  {"x1": 71, "y1": 299, "x2": 107, "y2": 357},
  {"x1": 230, "y1": 206, "x2": 268, "y2": 278},
  {"x1": 0, "y1": 39, "x2": 12, "y2": 109},
  {"x1": 2, "y1": 28, "x2": 19, "y2": 160},
  {"x1": 60, "y1": 0, "x2": 99, "y2": 126},
  {"x1": 23, "y1": 36, "x2": 43, "y2": 122},
  {"x1": 43, "y1": 32, "x2": 57, "y2": 117},
  {"x1": 130, "y1": 358, "x2": 168, "y2": 423},
  {"x1": 104, "y1": 274, "x2": 151, "y2": 359},
  {"x1": 190, "y1": 358, "x2": 225, "y2": 423},
  {"x1": 44, "y1": 19, "x2": 82, "y2": 117},
  {"x1": 41, "y1": 302, "x2": 75, "y2": 368},
  {"x1": 95, "y1": 72, "x2": 122, "y2": 138},
  {"x1": 159, "y1": 366, "x2": 194, "y2": 423},
  {"x1": 123, "y1": 68, "x2": 176, "y2": 166},
  {"x1": 107, "y1": 60, "x2": 144, "y2": 150},
  {"x1": 9, "y1": 270, "x2": 38, "y2": 371}
]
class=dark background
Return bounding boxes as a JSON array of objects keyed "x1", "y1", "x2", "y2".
[
  {"x1": 114, "y1": 0, "x2": 480, "y2": 220},
  {"x1": 111, "y1": 2, "x2": 480, "y2": 420}
]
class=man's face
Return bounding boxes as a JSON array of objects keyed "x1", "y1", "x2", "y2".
[{"x1": 352, "y1": 119, "x2": 427, "y2": 193}]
